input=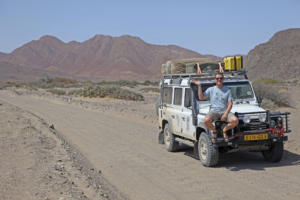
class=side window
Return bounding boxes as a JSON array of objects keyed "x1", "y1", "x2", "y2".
[
  {"x1": 163, "y1": 87, "x2": 172, "y2": 104},
  {"x1": 174, "y1": 88, "x2": 182, "y2": 106},
  {"x1": 184, "y1": 88, "x2": 191, "y2": 108}
]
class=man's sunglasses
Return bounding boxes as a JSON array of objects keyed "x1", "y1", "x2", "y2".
[{"x1": 215, "y1": 77, "x2": 223, "y2": 80}]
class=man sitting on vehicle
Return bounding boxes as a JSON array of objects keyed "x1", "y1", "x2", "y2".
[{"x1": 192, "y1": 72, "x2": 239, "y2": 142}]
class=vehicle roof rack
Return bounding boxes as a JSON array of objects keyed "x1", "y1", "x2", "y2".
[{"x1": 162, "y1": 69, "x2": 248, "y2": 80}]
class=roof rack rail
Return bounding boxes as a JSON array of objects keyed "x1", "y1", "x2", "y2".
[{"x1": 162, "y1": 69, "x2": 248, "y2": 80}]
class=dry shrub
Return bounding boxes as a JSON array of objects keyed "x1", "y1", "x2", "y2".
[
  {"x1": 252, "y1": 82, "x2": 290, "y2": 108},
  {"x1": 140, "y1": 87, "x2": 160, "y2": 93},
  {"x1": 50, "y1": 77, "x2": 78, "y2": 84},
  {"x1": 97, "y1": 80, "x2": 138, "y2": 88},
  {"x1": 33, "y1": 77, "x2": 80, "y2": 88},
  {"x1": 261, "y1": 98, "x2": 277, "y2": 110},
  {"x1": 141, "y1": 80, "x2": 159, "y2": 86},
  {"x1": 70, "y1": 86, "x2": 144, "y2": 101},
  {"x1": 68, "y1": 89, "x2": 81, "y2": 96},
  {"x1": 46, "y1": 89, "x2": 66, "y2": 96},
  {"x1": 0, "y1": 81, "x2": 22, "y2": 89},
  {"x1": 255, "y1": 78, "x2": 280, "y2": 85},
  {"x1": 96, "y1": 80, "x2": 158, "y2": 88}
]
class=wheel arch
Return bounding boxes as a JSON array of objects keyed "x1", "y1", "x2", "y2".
[
  {"x1": 196, "y1": 127, "x2": 206, "y2": 141},
  {"x1": 162, "y1": 119, "x2": 169, "y2": 131}
]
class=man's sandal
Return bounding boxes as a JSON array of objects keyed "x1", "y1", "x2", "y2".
[
  {"x1": 223, "y1": 134, "x2": 229, "y2": 142},
  {"x1": 212, "y1": 133, "x2": 217, "y2": 143}
]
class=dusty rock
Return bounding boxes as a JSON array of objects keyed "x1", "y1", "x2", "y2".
[{"x1": 0, "y1": 100, "x2": 123, "y2": 200}]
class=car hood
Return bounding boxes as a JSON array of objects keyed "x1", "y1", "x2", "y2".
[
  {"x1": 231, "y1": 104, "x2": 266, "y2": 113},
  {"x1": 199, "y1": 104, "x2": 265, "y2": 115}
]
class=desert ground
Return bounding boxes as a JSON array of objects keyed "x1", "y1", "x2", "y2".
[{"x1": 0, "y1": 85, "x2": 300, "y2": 200}]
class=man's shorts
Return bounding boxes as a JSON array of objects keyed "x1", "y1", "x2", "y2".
[{"x1": 207, "y1": 111, "x2": 235, "y2": 121}]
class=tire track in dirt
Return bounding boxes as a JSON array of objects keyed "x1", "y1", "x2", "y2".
[{"x1": 1, "y1": 90, "x2": 300, "y2": 200}]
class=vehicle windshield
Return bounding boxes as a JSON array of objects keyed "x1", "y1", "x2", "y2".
[
  {"x1": 225, "y1": 82, "x2": 254, "y2": 100},
  {"x1": 200, "y1": 82, "x2": 254, "y2": 101}
]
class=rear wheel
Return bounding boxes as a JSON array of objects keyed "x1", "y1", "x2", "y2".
[
  {"x1": 262, "y1": 141, "x2": 284, "y2": 162},
  {"x1": 164, "y1": 123, "x2": 179, "y2": 152},
  {"x1": 198, "y1": 132, "x2": 219, "y2": 167}
]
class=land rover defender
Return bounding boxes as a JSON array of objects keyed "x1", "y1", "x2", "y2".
[{"x1": 157, "y1": 61, "x2": 291, "y2": 167}]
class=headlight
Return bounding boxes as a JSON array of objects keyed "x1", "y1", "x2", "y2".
[
  {"x1": 270, "y1": 120, "x2": 276, "y2": 128},
  {"x1": 243, "y1": 115, "x2": 251, "y2": 123},
  {"x1": 258, "y1": 113, "x2": 266, "y2": 122}
]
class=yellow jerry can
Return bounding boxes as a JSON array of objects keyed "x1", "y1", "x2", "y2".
[
  {"x1": 224, "y1": 56, "x2": 243, "y2": 71},
  {"x1": 235, "y1": 56, "x2": 243, "y2": 69}
]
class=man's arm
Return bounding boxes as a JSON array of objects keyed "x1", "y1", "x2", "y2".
[
  {"x1": 221, "y1": 99, "x2": 233, "y2": 121},
  {"x1": 196, "y1": 63, "x2": 202, "y2": 75},
  {"x1": 218, "y1": 62, "x2": 224, "y2": 73},
  {"x1": 191, "y1": 80, "x2": 207, "y2": 100}
]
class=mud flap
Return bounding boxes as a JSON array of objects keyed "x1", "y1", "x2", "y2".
[
  {"x1": 158, "y1": 130, "x2": 164, "y2": 144},
  {"x1": 193, "y1": 141, "x2": 199, "y2": 160}
]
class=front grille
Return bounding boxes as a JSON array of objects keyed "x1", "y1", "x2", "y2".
[
  {"x1": 238, "y1": 120, "x2": 268, "y2": 132},
  {"x1": 250, "y1": 119, "x2": 260, "y2": 123}
]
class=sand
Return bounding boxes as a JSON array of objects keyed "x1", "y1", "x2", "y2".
[{"x1": 0, "y1": 86, "x2": 299, "y2": 200}]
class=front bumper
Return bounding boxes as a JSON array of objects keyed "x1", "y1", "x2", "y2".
[{"x1": 215, "y1": 131, "x2": 288, "y2": 148}]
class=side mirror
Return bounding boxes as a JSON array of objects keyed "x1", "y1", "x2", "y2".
[{"x1": 257, "y1": 96, "x2": 263, "y2": 106}]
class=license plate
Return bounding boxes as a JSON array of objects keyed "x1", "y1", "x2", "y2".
[{"x1": 244, "y1": 133, "x2": 268, "y2": 141}]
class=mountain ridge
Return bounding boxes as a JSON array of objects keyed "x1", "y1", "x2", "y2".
[
  {"x1": 246, "y1": 28, "x2": 300, "y2": 81},
  {"x1": 0, "y1": 34, "x2": 213, "y2": 80},
  {"x1": 5, "y1": 28, "x2": 299, "y2": 82}
]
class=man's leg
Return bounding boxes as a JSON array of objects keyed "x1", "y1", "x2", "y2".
[
  {"x1": 204, "y1": 113, "x2": 219, "y2": 143},
  {"x1": 223, "y1": 114, "x2": 239, "y2": 136},
  {"x1": 204, "y1": 115, "x2": 216, "y2": 133}
]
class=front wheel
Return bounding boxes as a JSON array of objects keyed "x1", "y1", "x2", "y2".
[
  {"x1": 164, "y1": 123, "x2": 179, "y2": 152},
  {"x1": 198, "y1": 132, "x2": 219, "y2": 167},
  {"x1": 262, "y1": 141, "x2": 284, "y2": 162}
]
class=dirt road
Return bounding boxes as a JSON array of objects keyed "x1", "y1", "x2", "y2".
[{"x1": 1, "y1": 90, "x2": 300, "y2": 200}]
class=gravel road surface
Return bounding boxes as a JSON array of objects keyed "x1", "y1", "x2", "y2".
[{"x1": 0, "y1": 89, "x2": 299, "y2": 200}]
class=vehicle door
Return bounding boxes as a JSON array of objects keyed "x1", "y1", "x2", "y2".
[
  {"x1": 161, "y1": 86, "x2": 178, "y2": 134},
  {"x1": 170, "y1": 87, "x2": 184, "y2": 134},
  {"x1": 181, "y1": 88, "x2": 195, "y2": 139}
]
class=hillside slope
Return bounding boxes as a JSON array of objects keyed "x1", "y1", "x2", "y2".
[
  {"x1": 246, "y1": 28, "x2": 300, "y2": 81},
  {"x1": 0, "y1": 35, "x2": 212, "y2": 80}
]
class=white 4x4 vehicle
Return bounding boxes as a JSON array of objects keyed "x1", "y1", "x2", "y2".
[{"x1": 158, "y1": 71, "x2": 291, "y2": 167}]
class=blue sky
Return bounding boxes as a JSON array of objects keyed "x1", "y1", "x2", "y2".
[{"x1": 1, "y1": 0, "x2": 300, "y2": 56}]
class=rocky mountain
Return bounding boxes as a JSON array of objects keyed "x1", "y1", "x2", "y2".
[
  {"x1": 246, "y1": 28, "x2": 300, "y2": 81},
  {"x1": 0, "y1": 61, "x2": 61, "y2": 81},
  {"x1": 0, "y1": 35, "x2": 212, "y2": 80}
]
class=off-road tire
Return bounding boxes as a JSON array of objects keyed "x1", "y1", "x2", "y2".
[
  {"x1": 198, "y1": 132, "x2": 219, "y2": 167},
  {"x1": 158, "y1": 131, "x2": 164, "y2": 144},
  {"x1": 262, "y1": 141, "x2": 284, "y2": 162},
  {"x1": 193, "y1": 141, "x2": 199, "y2": 160},
  {"x1": 163, "y1": 123, "x2": 179, "y2": 152}
]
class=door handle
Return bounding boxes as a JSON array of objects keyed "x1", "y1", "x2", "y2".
[{"x1": 171, "y1": 115, "x2": 175, "y2": 119}]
